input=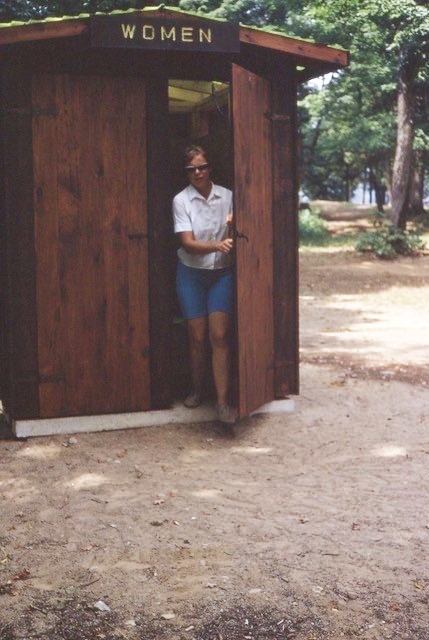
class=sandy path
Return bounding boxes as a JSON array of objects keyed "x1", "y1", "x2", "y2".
[{"x1": 0, "y1": 250, "x2": 428, "y2": 639}]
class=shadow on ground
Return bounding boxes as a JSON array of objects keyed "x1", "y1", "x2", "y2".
[{"x1": 2, "y1": 594, "x2": 428, "y2": 640}]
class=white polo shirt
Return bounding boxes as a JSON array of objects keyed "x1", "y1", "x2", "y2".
[{"x1": 173, "y1": 183, "x2": 233, "y2": 270}]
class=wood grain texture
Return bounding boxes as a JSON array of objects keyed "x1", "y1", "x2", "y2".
[
  {"x1": 0, "y1": 15, "x2": 348, "y2": 72},
  {"x1": 271, "y1": 81, "x2": 299, "y2": 396},
  {"x1": 33, "y1": 74, "x2": 150, "y2": 417},
  {"x1": 240, "y1": 26, "x2": 349, "y2": 67},
  {"x1": 32, "y1": 74, "x2": 66, "y2": 416},
  {"x1": 0, "y1": 20, "x2": 87, "y2": 46},
  {"x1": 232, "y1": 63, "x2": 274, "y2": 418},
  {"x1": 1, "y1": 70, "x2": 40, "y2": 418},
  {"x1": 146, "y1": 71, "x2": 175, "y2": 409}
]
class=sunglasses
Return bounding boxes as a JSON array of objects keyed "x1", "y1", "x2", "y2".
[{"x1": 185, "y1": 163, "x2": 210, "y2": 173}]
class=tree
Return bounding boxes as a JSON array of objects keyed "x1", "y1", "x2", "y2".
[
  {"x1": 3, "y1": 0, "x2": 428, "y2": 223},
  {"x1": 299, "y1": 57, "x2": 397, "y2": 206},
  {"x1": 0, "y1": 1, "x2": 165, "y2": 20},
  {"x1": 305, "y1": 0, "x2": 429, "y2": 225},
  {"x1": 0, "y1": 1, "x2": 43, "y2": 19}
]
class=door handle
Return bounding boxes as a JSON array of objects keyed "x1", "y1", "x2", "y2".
[{"x1": 234, "y1": 229, "x2": 249, "y2": 242}]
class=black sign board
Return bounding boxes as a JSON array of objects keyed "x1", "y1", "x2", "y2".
[{"x1": 90, "y1": 15, "x2": 240, "y2": 53}]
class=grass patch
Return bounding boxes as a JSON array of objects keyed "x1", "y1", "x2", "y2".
[
  {"x1": 299, "y1": 207, "x2": 330, "y2": 245},
  {"x1": 299, "y1": 206, "x2": 357, "y2": 248},
  {"x1": 299, "y1": 202, "x2": 428, "y2": 254},
  {"x1": 356, "y1": 223, "x2": 426, "y2": 259}
]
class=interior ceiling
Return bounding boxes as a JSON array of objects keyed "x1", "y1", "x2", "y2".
[{"x1": 168, "y1": 79, "x2": 229, "y2": 113}]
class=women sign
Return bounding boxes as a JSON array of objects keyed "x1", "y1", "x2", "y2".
[{"x1": 90, "y1": 14, "x2": 240, "y2": 52}]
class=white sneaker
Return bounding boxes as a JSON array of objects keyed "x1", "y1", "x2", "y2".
[
  {"x1": 216, "y1": 404, "x2": 237, "y2": 424},
  {"x1": 184, "y1": 392, "x2": 201, "y2": 408}
]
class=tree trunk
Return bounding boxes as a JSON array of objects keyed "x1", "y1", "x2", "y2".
[
  {"x1": 408, "y1": 149, "x2": 425, "y2": 217},
  {"x1": 369, "y1": 166, "x2": 385, "y2": 213},
  {"x1": 362, "y1": 169, "x2": 367, "y2": 204},
  {"x1": 375, "y1": 185, "x2": 386, "y2": 213},
  {"x1": 305, "y1": 117, "x2": 322, "y2": 165},
  {"x1": 390, "y1": 49, "x2": 418, "y2": 229},
  {"x1": 384, "y1": 163, "x2": 392, "y2": 207},
  {"x1": 344, "y1": 163, "x2": 350, "y2": 201},
  {"x1": 368, "y1": 167, "x2": 374, "y2": 206}
]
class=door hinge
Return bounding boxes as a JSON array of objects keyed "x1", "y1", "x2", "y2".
[
  {"x1": 2, "y1": 106, "x2": 58, "y2": 117},
  {"x1": 234, "y1": 228, "x2": 249, "y2": 242},
  {"x1": 38, "y1": 373, "x2": 65, "y2": 384},
  {"x1": 264, "y1": 112, "x2": 291, "y2": 122}
]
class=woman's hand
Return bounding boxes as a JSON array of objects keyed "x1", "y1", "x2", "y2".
[
  {"x1": 178, "y1": 231, "x2": 233, "y2": 255},
  {"x1": 217, "y1": 238, "x2": 234, "y2": 254}
]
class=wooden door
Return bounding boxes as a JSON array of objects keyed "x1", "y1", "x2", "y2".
[
  {"x1": 232, "y1": 64, "x2": 274, "y2": 418},
  {"x1": 33, "y1": 74, "x2": 150, "y2": 417}
]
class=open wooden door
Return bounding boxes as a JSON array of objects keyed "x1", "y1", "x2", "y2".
[
  {"x1": 232, "y1": 64, "x2": 274, "y2": 418},
  {"x1": 32, "y1": 74, "x2": 150, "y2": 417}
]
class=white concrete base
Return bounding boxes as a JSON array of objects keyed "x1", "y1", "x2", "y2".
[
  {"x1": 250, "y1": 398, "x2": 295, "y2": 416},
  {"x1": 13, "y1": 398, "x2": 295, "y2": 439}
]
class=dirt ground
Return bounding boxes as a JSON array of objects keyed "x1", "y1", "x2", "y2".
[{"x1": 1, "y1": 242, "x2": 429, "y2": 639}]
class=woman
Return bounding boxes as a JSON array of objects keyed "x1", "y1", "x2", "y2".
[{"x1": 173, "y1": 145, "x2": 236, "y2": 424}]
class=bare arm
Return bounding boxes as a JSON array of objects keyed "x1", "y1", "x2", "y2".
[{"x1": 178, "y1": 231, "x2": 233, "y2": 255}]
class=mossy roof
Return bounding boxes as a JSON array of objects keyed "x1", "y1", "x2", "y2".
[{"x1": 0, "y1": 5, "x2": 349, "y2": 74}]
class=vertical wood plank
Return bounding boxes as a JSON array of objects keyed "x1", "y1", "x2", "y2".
[
  {"x1": 32, "y1": 73, "x2": 66, "y2": 415},
  {"x1": 123, "y1": 77, "x2": 151, "y2": 409},
  {"x1": 0, "y1": 70, "x2": 10, "y2": 410},
  {"x1": 96, "y1": 76, "x2": 130, "y2": 410},
  {"x1": 1, "y1": 69, "x2": 40, "y2": 418},
  {"x1": 272, "y1": 79, "x2": 299, "y2": 396},
  {"x1": 232, "y1": 64, "x2": 274, "y2": 417},
  {"x1": 146, "y1": 69, "x2": 175, "y2": 409},
  {"x1": 55, "y1": 74, "x2": 87, "y2": 414}
]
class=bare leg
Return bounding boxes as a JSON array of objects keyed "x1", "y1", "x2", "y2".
[
  {"x1": 208, "y1": 311, "x2": 231, "y2": 406},
  {"x1": 187, "y1": 316, "x2": 208, "y2": 397}
]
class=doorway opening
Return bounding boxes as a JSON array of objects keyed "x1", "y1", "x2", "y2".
[
  {"x1": 168, "y1": 79, "x2": 232, "y2": 193},
  {"x1": 167, "y1": 78, "x2": 234, "y2": 405}
]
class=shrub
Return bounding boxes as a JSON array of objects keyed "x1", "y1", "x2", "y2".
[
  {"x1": 299, "y1": 207, "x2": 329, "y2": 245},
  {"x1": 355, "y1": 223, "x2": 425, "y2": 259}
]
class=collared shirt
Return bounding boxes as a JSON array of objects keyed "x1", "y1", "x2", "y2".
[{"x1": 173, "y1": 183, "x2": 233, "y2": 269}]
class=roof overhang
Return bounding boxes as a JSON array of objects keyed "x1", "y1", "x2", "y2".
[{"x1": 0, "y1": 6, "x2": 349, "y2": 81}]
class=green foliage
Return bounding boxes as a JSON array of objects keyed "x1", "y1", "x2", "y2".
[
  {"x1": 2, "y1": 0, "x2": 428, "y2": 225},
  {"x1": 298, "y1": 206, "x2": 330, "y2": 245},
  {"x1": 300, "y1": 0, "x2": 429, "y2": 215},
  {"x1": 355, "y1": 222, "x2": 425, "y2": 259},
  {"x1": 0, "y1": 1, "x2": 171, "y2": 21}
]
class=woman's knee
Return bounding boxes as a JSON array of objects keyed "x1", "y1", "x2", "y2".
[
  {"x1": 209, "y1": 318, "x2": 230, "y2": 348},
  {"x1": 210, "y1": 332, "x2": 229, "y2": 350},
  {"x1": 188, "y1": 318, "x2": 207, "y2": 348}
]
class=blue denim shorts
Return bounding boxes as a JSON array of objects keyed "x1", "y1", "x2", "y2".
[{"x1": 176, "y1": 262, "x2": 234, "y2": 320}]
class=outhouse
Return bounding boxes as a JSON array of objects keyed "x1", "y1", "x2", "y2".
[{"x1": 0, "y1": 6, "x2": 348, "y2": 436}]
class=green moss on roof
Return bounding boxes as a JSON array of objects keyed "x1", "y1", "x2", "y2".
[
  {"x1": 239, "y1": 22, "x2": 347, "y2": 52},
  {"x1": 241, "y1": 22, "x2": 316, "y2": 43},
  {"x1": 0, "y1": 4, "x2": 347, "y2": 54},
  {"x1": 0, "y1": 5, "x2": 230, "y2": 29},
  {"x1": 0, "y1": 9, "x2": 134, "y2": 29}
]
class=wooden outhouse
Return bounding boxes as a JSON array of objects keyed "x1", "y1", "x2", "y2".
[{"x1": 0, "y1": 7, "x2": 348, "y2": 435}]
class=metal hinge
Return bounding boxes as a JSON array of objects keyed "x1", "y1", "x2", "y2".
[
  {"x1": 38, "y1": 373, "x2": 65, "y2": 384},
  {"x1": 234, "y1": 228, "x2": 249, "y2": 242},
  {"x1": 264, "y1": 112, "x2": 291, "y2": 122},
  {"x1": 2, "y1": 106, "x2": 58, "y2": 117}
]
